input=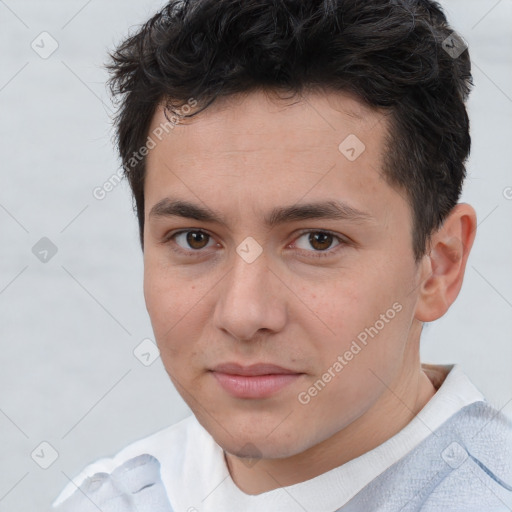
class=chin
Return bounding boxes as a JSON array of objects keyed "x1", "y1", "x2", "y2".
[{"x1": 207, "y1": 419, "x2": 316, "y2": 460}]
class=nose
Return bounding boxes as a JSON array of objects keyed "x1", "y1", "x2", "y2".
[{"x1": 212, "y1": 245, "x2": 287, "y2": 342}]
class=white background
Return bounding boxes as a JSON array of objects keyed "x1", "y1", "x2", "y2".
[{"x1": 0, "y1": 0, "x2": 511, "y2": 509}]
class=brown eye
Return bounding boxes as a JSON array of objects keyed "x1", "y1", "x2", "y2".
[
  {"x1": 185, "y1": 231, "x2": 210, "y2": 250},
  {"x1": 294, "y1": 231, "x2": 341, "y2": 253},
  {"x1": 308, "y1": 232, "x2": 334, "y2": 251},
  {"x1": 170, "y1": 230, "x2": 215, "y2": 252},
  {"x1": 294, "y1": 230, "x2": 347, "y2": 257}
]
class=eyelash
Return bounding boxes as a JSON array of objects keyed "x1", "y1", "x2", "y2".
[{"x1": 162, "y1": 229, "x2": 348, "y2": 259}]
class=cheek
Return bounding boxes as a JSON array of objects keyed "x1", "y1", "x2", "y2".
[
  {"x1": 144, "y1": 251, "x2": 197, "y2": 327},
  {"x1": 306, "y1": 262, "x2": 413, "y2": 368},
  {"x1": 143, "y1": 259, "x2": 217, "y2": 378},
  {"x1": 143, "y1": 264, "x2": 190, "y2": 354},
  {"x1": 144, "y1": 266, "x2": 173, "y2": 332},
  {"x1": 295, "y1": 293, "x2": 413, "y2": 431}
]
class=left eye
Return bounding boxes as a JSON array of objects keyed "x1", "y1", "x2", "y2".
[{"x1": 293, "y1": 231, "x2": 342, "y2": 253}]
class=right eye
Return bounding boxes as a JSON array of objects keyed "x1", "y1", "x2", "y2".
[{"x1": 164, "y1": 229, "x2": 219, "y2": 256}]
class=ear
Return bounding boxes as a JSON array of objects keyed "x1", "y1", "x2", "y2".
[{"x1": 415, "y1": 203, "x2": 477, "y2": 322}]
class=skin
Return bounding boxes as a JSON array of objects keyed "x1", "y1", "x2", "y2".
[{"x1": 142, "y1": 88, "x2": 477, "y2": 495}]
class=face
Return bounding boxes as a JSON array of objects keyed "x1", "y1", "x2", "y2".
[{"x1": 143, "y1": 89, "x2": 426, "y2": 459}]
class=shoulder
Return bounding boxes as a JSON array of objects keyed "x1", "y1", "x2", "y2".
[
  {"x1": 418, "y1": 402, "x2": 512, "y2": 510},
  {"x1": 422, "y1": 401, "x2": 512, "y2": 493},
  {"x1": 345, "y1": 401, "x2": 512, "y2": 511},
  {"x1": 51, "y1": 414, "x2": 200, "y2": 509},
  {"x1": 406, "y1": 401, "x2": 512, "y2": 509},
  {"x1": 451, "y1": 401, "x2": 512, "y2": 471}
]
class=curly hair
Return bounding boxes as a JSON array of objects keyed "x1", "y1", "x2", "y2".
[{"x1": 106, "y1": 0, "x2": 472, "y2": 262}]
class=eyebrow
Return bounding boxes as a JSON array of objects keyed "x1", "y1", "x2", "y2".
[{"x1": 148, "y1": 197, "x2": 373, "y2": 228}]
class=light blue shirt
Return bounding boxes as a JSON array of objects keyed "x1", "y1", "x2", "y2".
[
  {"x1": 52, "y1": 400, "x2": 512, "y2": 511},
  {"x1": 338, "y1": 400, "x2": 512, "y2": 511}
]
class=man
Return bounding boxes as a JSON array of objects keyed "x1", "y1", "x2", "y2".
[{"x1": 51, "y1": 0, "x2": 512, "y2": 510}]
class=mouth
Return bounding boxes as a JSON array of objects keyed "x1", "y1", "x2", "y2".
[{"x1": 210, "y1": 362, "x2": 304, "y2": 399}]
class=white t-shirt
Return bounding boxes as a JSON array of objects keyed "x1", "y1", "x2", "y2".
[{"x1": 52, "y1": 363, "x2": 486, "y2": 511}]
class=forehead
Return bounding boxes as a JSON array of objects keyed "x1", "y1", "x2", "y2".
[
  {"x1": 143, "y1": 89, "x2": 409, "y2": 234},
  {"x1": 149, "y1": 89, "x2": 383, "y2": 155}
]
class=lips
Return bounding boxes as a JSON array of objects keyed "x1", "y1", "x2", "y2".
[
  {"x1": 210, "y1": 362, "x2": 303, "y2": 399},
  {"x1": 212, "y1": 362, "x2": 299, "y2": 376}
]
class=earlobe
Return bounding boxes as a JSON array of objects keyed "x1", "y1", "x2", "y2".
[{"x1": 414, "y1": 203, "x2": 477, "y2": 322}]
